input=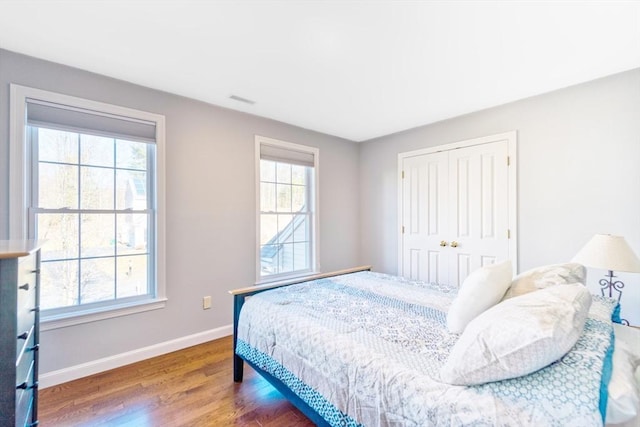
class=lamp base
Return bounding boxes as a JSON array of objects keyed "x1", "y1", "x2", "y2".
[
  {"x1": 599, "y1": 270, "x2": 624, "y2": 301},
  {"x1": 600, "y1": 270, "x2": 629, "y2": 325}
]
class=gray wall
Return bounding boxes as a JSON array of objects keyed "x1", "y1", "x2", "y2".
[
  {"x1": 359, "y1": 68, "x2": 640, "y2": 324},
  {"x1": 2, "y1": 47, "x2": 639, "y2": 374},
  {"x1": 0, "y1": 49, "x2": 361, "y2": 373}
]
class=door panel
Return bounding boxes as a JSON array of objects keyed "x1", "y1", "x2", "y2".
[
  {"x1": 480, "y1": 153, "x2": 496, "y2": 238},
  {"x1": 454, "y1": 156, "x2": 471, "y2": 238},
  {"x1": 455, "y1": 253, "x2": 471, "y2": 286},
  {"x1": 427, "y1": 161, "x2": 441, "y2": 235},
  {"x1": 448, "y1": 140, "x2": 509, "y2": 287},
  {"x1": 427, "y1": 250, "x2": 441, "y2": 283},
  {"x1": 409, "y1": 249, "x2": 421, "y2": 280},
  {"x1": 401, "y1": 153, "x2": 448, "y2": 282}
]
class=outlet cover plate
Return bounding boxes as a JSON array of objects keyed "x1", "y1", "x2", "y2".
[{"x1": 203, "y1": 296, "x2": 212, "y2": 310}]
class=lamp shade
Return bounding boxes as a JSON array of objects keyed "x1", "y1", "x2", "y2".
[{"x1": 572, "y1": 234, "x2": 640, "y2": 273}]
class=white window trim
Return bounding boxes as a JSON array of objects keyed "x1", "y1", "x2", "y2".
[
  {"x1": 39, "y1": 298, "x2": 168, "y2": 331},
  {"x1": 255, "y1": 135, "x2": 320, "y2": 284},
  {"x1": 9, "y1": 84, "x2": 167, "y2": 329}
]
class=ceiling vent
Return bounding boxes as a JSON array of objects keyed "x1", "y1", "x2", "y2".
[{"x1": 229, "y1": 95, "x2": 256, "y2": 105}]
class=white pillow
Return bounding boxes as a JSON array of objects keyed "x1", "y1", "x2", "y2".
[
  {"x1": 503, "y1": 262, "x2": 586, "y2": 300},
  {"x1": 606, "y1": 327, "x2": 640, "y2": 425},
  {"x1": 440, "y1": 283, "x2": 592, "y2": 385},
  {"x1": 446, "y1": 260, "x2": 512, "y2": 334}
]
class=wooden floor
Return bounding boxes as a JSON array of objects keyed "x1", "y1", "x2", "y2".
[{"x1": 39, "y1": 336, "x2": 315, "y2": 427}]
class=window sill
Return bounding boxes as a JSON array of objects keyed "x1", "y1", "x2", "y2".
[{"x1": 41, "y1": 298, "x2": 168, "y2": 331}]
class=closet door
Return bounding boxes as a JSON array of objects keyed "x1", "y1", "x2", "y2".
[
  {"x1": 400, "y1": 152, "x2": 448, "y2": 283},
  {"x1": 447, "y1": 140, "x2": 510, "y2": 287},
  {"x1": 399, "y1": 133, "x2": 515, "y2": 287}
]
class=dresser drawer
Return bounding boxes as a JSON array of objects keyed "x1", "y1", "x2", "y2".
[
  {"x1": 15, "y1": 325, "x2": 34, "y2": 363},
  {"x1": 17, "y1": 254, "x2": 36, "y2": 294},
  {"x1": 15, "y1": 387, "x2": 34, "y2": 427},
  {"x1": 15, "y1": 354, "x2": 35, "y2": 426},
  {"x1": 16, "y1": 290, "x2": 36, "y2": 353},
  {"x1": 16, "y1": 271, "x2": 36, "y2": 314},
  {"x1": 17, "y1": 253, "x2": 37, "y2": 286},
  {"x1": 16, "y1": 336, "x2": 35, "y2": 389},
  {"x1": 17, "y1": 252, "x2": 36, "y2": 293}
]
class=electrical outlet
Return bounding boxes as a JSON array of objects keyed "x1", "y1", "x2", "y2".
[{"x1": 203, "y1": 296, "x2": 212, "y2": 310}]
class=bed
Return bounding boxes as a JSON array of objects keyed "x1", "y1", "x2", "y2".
[{"x1": 230, "y1": 265, "x2": 640, "y2": 426}]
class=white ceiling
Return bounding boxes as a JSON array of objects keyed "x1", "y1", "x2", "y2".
[{"x1": 0, "y1": 1, "x2": 639, "y2": 142}]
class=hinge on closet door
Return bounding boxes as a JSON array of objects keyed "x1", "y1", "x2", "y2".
[
  {"x1": 507, "y1": 156, "x2": 510, "y2": 166},
  {"x1": 402, "y1": 226, "x2": 405, "y2": 234},
  {"x1": 507, "y1": 229, "x2": 511, "y2": 239},
  {"x1": 402, "y1": 170, "x2": 405, "y2": 179}
]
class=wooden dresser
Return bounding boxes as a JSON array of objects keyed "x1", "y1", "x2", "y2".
[{"x1": 0, "y1": 241, "x2": 42, "y2": 427}]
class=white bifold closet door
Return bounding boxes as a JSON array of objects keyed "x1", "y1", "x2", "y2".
[{"x1": 400, "y1": 136, "x2": 514, "y2": 287}]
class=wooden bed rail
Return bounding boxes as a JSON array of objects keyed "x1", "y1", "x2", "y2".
[{"x1": 229, "y1": 265, "x2": 372, "y2": 382}]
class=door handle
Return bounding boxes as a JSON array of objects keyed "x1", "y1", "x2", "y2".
[
  {"x1": 439, "y1": 241, "x2": 448, "y2": 247},
  {"x1": 451, "y1": 241, "x2": 459, "y2": 248}
]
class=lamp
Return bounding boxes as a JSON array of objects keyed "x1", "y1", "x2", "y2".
[{"x1": 572, "y1": 234, "x2": 640, "y2": 325}]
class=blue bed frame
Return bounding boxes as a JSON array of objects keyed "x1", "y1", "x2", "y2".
[{"x1": 229, "y1": 266, "x2": 371, "y2": 425}]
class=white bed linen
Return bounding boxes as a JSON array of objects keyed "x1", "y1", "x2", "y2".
[
  {"x1": 606, "y1": 324, "x2": 640, "y2": 427},
  {"x1": 237, "y1": 271, "x2": 617, "y2": 427}
]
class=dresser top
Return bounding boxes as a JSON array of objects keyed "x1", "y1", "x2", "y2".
[{"x1": 0, "y1": 240, "x2": 44, "y2": 259}]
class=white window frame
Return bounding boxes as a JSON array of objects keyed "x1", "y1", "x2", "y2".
[
  {"x1": 9, "y1": 84, "x2": 167, "y2": 330},
  {"x1": 255, "y1": 135, "x2": 320, "y2": 283}
]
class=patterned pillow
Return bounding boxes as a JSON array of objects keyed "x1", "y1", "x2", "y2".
[
  {"x1": 440, "y1": 283, "x2": 592, "y2": 385},
  {"x1": 502, "y1": 262, "x2": 586, "y2": 300},
  {"x1": 446, "y1": 260, "x2": 512, "y2": 334}
]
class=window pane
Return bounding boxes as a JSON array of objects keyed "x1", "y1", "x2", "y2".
[
  {"x1": 293, "y1": 215, "x2": 309, "y2": 243},
  {"x1": 81, "y1": 134, "x2": 114, "y2": 167},
  {"x1": 277, "y1": 214, "x2": 293, "y2": 244},
  {"x1": 260, "y1": 182, "x2": 276, "y2": 212},
  {"x1": 117, "y1": 213, "x2": 148, "y2": 254},
  {"x1": 117, "y1": 255, "x2": 148, "y2": 298},
  {"x1": 278, "y1": 243, "x2": 294, "y2": 273},
  {"x1": 81, "y1": 214, "x2": 115, "y2": 257},
  {"x1": 260, "y1": 214, "x2": 278, "y2": 245},
  {"x1": 276, "y1": 184, "x2": 291, "y2": 212},
  {"x1": 293, "y1": 242, "x2": 309, "y2": 270},
  {"x1": 292, "y1": 185, "x2": 306, "y2": 212},
  {"x1": 80, "y1": 258, "x2": 116, "y2": 303},
  {"x1": 291, "y1": 165, "x2": 306, "y2": 185},
  {"x1": 116, "y1": 170, "x2": 147, "y2": 210},
  {"x1": 260, "y1": 160, "x2": 276, "y2": 182},
  {"x1": 41, "y1": 260, "x2": 79, "y2": 309},
  {"x1": 260, "y1": 244, "x2": 279, "y2": 275},
  {"x1": 116, "y1": 139, "x2": 147, "y2": 170},
  {"x1": 80, "y1": 166, "x2": 114, "y2": 209},
  {"x1": 37, "y1": 128, "x2": 78, "y2": 164},
  {"x1": 37, "y1": 213, "x2": 79, "y2": 261},
  {"x1": 276, "y1": 163, "x2": 291, "y2": 184},
  {"x1": 38, "y1": 163, "x2": 78, "y2": 209}
]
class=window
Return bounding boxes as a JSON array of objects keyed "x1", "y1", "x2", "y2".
[
  {"x1": 256, "y1": 136, "x2": 319, "y2": 282},
  {"x1": 10, "y1": 85, "x2": 166, "y2": 328}
]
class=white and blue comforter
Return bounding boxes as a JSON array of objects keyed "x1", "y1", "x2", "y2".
[{"x1": 236, "y1": 271, "x2": 616, "y2": 426}]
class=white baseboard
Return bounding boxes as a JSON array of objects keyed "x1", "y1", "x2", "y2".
[{"x1": 39, "y1": 324, "x2": 233, "y2": 389}]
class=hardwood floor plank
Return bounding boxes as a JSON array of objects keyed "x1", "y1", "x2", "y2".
[{"x1": 39, "y1": 336, "x2": 314, "y2": 426}]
